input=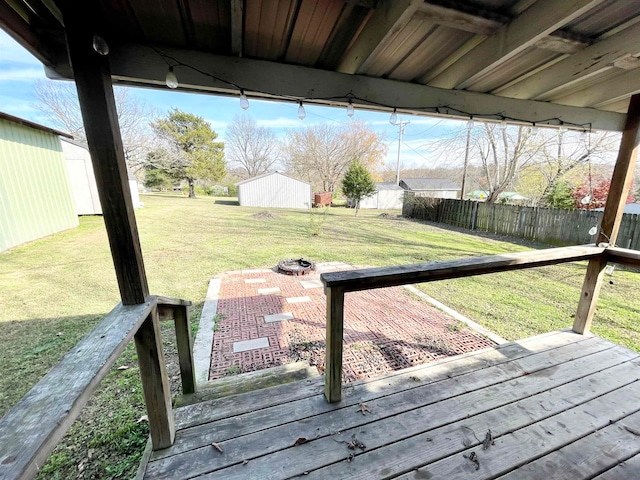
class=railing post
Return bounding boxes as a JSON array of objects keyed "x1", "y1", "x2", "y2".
[
  {"x1": 174, "y1": 304, "x2": 196, "y2": 394},
  {"x1": 135, "y1": 306, "x2": 175, "y2": 450},
  {"x1": 325, "y1": 286, "x2": 345, "y2": 403}
]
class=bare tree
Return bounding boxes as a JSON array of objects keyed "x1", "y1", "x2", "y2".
[
  {"x1": 32, "y1": 80, "x2": 155, "y2": 171},
  {"x1": 284, "y1": 120, "x2": 386, "y2": 192},
  {"x1": 226, "y1": 115, "x2": 280, "y2": 178}
]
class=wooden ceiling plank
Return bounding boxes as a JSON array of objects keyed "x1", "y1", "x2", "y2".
[
  {"x1": 428, "y1": 0, "x2": 605, "y2": 90},
  {"x1": 230, "y1": 0, "x2": 243, "y2": 56},
  {"x1": 337, "y1": 0, "x2": 423, "y2": 74},
  {"x1": 0, "y1": 0, "x2": 56, "y2": 65},
  {"x1": 176, "y1": 0, "x2": 197, "y2": 46},
  {"x1": 98, "y1": 43, "x2": 626, "y2": 131},
  {"x1": 499, "y1": 21, "x2": 640, "y2": 100},
  {"x1": 553, "y1": 69, "x2": 640, "y2": 109},
  {"x1": 417, "y1": 34, "x2": 485, "y2": 84}
]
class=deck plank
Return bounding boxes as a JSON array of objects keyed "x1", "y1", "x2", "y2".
[
  {"x1": 593, "y1": 451, "x2": 640, "y2": 479},
  {"x1": 174, "y1": 330, "x2": 590, "y2": 430},
  {"x1": 394, "y1": 381, "x2": 640, "y2": 479},
  {"x1": 498, "y1": 409, "x2": 640, "y2": 479},
  {"x1": 145, "y1": 336, "x2": 630, "y2": 478},
  {"x1": 304, "y1": 360, "x2": 640, "y2": 480}
]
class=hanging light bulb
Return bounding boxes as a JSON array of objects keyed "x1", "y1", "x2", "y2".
[
  {"x1": 389, "y1": 108, "x2": 398, "y2": 125},
  {"x1": 239, "y1": 90, "x2": 250, "y2": 110},
  {"x1": 498, "y1": 118, "x2": 507, "y2": 131},
  {"x1": 530, "y1": 123, "x2": 539, "y2": 135},
  {"x1": 466, "y1": 117, "x2": 474, "y2": 130},
  {"x1": 559, "y1": 123, "x2": 567, "y2": 134},
  {"x1": 298, "y1": 101, "x2": 306, "y2": 120},
  {"x1": 165, "y1": 66, "x2": 178, "y2": 89},
  {"x1": 92, "y1": 34, "x2": 109, "y2": 56},
  {"x1": 347, "y1": 100, "x2": 355, "y2": 117}
]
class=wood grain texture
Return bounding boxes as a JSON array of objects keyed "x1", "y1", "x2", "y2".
[
  {"x1": 0, "y1": 300, "x2": 155, "y2": 480},
  {"x1": 324, "y1": 286, "x2": 344, "y2": 403},
  {"x1": 64, "y1": 4, "x2": 149, "y2": 305},
  {"x1": 135, "y1": 307, "x2": 175, "y2": 450},
  {"x1": 321, "y1": 245, "x2": 604, "y2": 292},
  {"x1": 173, "y1": 305, "x2": 196, "y2": 395},
  {"x1": 607, "y1": 246, "x2": 640, "y2": 268},
  {"x1": 593, "y1": 451, "x2": 640, "y2": 480},
  {"x1": 575, "y1": 94, "x2": 640, "y2": 333}
]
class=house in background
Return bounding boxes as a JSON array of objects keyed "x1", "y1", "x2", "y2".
[
  {"x1": 0, "y1": 112, "x2": 78, "y2": 252},
  {"x1": 236, "y1": 172, "x2": 311, "y2": 209},
  {"x1": 356, "y1": 182, "x2": 404, "y2": 209},
  {"x1": 400, "y1": 178, "x2": 461, "y2": 199},
  {"x1": 61, "y1": 137, "x2": 142, "y2": 215}
]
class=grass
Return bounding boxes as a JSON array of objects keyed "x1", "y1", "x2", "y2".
[{"x1": 1, "y1": 193, "x2": 639, "y2": 477}]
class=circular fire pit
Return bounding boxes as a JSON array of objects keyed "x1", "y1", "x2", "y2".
[{"x1": 277, "y1": 258, "x2": 316, "y2": 276}]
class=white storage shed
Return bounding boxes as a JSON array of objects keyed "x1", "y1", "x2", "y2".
[
  {"x1": 61, "y1": 138, "x2": 142, "y2": 215},
  {"x1": 236, "y1": 172, "x2": 311, "y2": 209},
  {"x1": 357, "y1": 182, "x2": 404, "y2": 209}
]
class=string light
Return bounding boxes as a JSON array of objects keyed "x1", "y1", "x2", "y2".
[
  {"x1": 165, "y1": 66, "x2": 178, "y2": 89},
  {"x1": 297, "y1": 101, "x2": 306, "y2": 120},
  {"x1": 239, "y1": 90, "x2": 250, "y2": 110},
  {"x1": 389, "y1": 108, "x2": 398, "y2": 125},
  {"x1": 92, "y1": 34, "x2": 109, "y2": 56},
  {"x1": 530, "y1": 123, "x2": 539, "y2": 134},
  {"x1": 347, "y1": 100, "x2": 355, "y2": 117},
  {"x1": 498, "y1": 117, "x2": 507, "y2": 131},
  {"x1": 147, "y1": 46, "x2": 595, "y2": 130},
  {"x1": 466, "y1": 117, "x2": 474, "y2": 130}
]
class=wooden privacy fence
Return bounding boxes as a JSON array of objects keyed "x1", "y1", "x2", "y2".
[{"x1": 402, "y1": 194, "x2": 640, "y2": 250}]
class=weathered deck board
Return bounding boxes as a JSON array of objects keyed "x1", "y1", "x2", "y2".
[
  {"x1": 593, "y1": 451, "x2": 640, "y2": 479},
  {"x1": 141, "y1": 331, "x2": 640, "y2": 479}
]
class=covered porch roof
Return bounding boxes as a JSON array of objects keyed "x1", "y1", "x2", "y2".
[{"x1": 3, "y1": 0, "x2": 640, "y2": 131}]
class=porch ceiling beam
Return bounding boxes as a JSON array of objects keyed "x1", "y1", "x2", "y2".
[
  {"x1": 0, "y1": 0, "x2": 57, "y2": 66},
  {"x1": 498, "y1": 22, "x2": 640, "y2": 100},
  {"x1": 72, "y1": 43, "x2": 628, "y2": 131},
  {"x1": 230, "y1": 0, "x2": 243, "y2": 57},
  {"x1": 428, "y1": 0, "x2": 605, "y2": 90},
  {"x1": 337, "y1": 0, "x2": 423, "y2": 74}
]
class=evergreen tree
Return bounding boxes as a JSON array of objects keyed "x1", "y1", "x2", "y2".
[{"x1": 342, "y1": 160, "x2": 376, "y2": 216}]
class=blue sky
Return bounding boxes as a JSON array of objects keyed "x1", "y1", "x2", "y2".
[{"x1": 0, "y1": 29, "x2": 464, "y2": 169}]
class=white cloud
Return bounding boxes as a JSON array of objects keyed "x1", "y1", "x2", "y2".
[
  {"x1": 0, "y1": 68, "x2": 45, "y2": 82},
  {"x1": 0, "y1": 30, "x2": 41, "y2": 66}
]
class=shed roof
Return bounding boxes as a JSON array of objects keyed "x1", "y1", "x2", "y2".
[
  {"x1": 3, "y1": 1, "x2": 640, "y2": 131},
  {"x1": 0, "y1": 112, "x2": 73, "y2": 139},
  {"x1": 235, "y1": 171, "x2": 311, "y2": 187},
  {"x1": 401, "y1": 178, "x2": 461, "y2": 191},
  {"x1": 375, "y1": 182, "x2": 404, "y2": 191}
]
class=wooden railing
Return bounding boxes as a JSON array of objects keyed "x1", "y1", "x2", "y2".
[
  {"x1": 320, "y1": 245, "x2": 607, "y2": 402},
  {"x1": 0, "y1": 295, "x2": 194, "y2": 480}
]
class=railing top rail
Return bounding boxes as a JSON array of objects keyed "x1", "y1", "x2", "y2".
[
  {"x1": 606, "y1": 246, "x2": 640, "y2": 267},
  {"x1": 0, "y1": 294, "x2": 189, "y2": 480},
  {"x1": 321, "y1": 245, "x2": 605, "y2": 293}
]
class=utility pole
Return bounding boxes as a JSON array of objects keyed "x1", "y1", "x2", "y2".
[
  {"x1": 395, "y1": 119, "x2": 410, "y2": 186},
  {"x1": 461, "y1": 120, "x2": 473, "y2": 199}
]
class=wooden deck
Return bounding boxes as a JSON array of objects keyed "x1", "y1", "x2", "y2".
[{"x1": 140, "y1": 330, "x2": 640, "y2": 479}]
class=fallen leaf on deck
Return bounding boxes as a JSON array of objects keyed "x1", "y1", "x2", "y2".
[
  {"x1": 136, "y1": 415, "x2": 148, "y2": 424},
  {"x1": 482, "y1": 429, "x2": 494, "y2": 450},
  {"x1": 242, "y1": 460, "x2": 249, "y2": 465},
  {"x1": 211, "y1": 442, "x2": 223, "y2": 453},
  {"x1": 410, "y1": 376, "x2": 421, "y2": 382},
  {"x1": 356, "y1": 403, "x2": 370, "y2": 415},
  {"x1": 293, "y1": 437, "x2": 308, "y2": 447}
]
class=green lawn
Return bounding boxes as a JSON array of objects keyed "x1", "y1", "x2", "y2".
[{"x1": 1, "y1": 194, "x2": 639, "y2": 478}]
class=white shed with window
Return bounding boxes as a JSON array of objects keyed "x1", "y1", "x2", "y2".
[{"x1": 236, "y1": 172, "x2": 311, "y2": 209}]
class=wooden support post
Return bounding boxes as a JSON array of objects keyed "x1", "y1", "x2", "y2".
[
  {"x1": 134, "y1": 307, "x2": 175, "y2": 450},
  {"x1": 325, "y1": 286, "x2": 345, "y2": 403},
  {"x1": 174, "y1": 305, "x2": 196, "y2": 394},
  {"x1": 63, "y1": 6, "x2": 149, "y2": 305},
  {"x1": 574, "y1": 93, "x2": 640, "y2": 334}
]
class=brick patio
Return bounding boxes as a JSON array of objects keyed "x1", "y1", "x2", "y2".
[{"x1": 209, "y1": 263, "x2": 496, "y2": 382}]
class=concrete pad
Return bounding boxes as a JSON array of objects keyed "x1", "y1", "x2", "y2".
[
  {"x1": 258, "y1": 287, "x2": 281, "y2": 295},
  {"x1": 264, "y1": 312, "x2": 295, "y2": 323},
  {"x1": 286, "y1": 296, "x2": 312, "y2": 304},
  {"x1": 233, "y1": 337, "x2": 270, "y2": 353},
  {"x1": 245, "y1": 278, "x2": 266, "y2": 284},
  {"x1": 300, "y1": 279, "x2": 323, "y2": 289}
]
